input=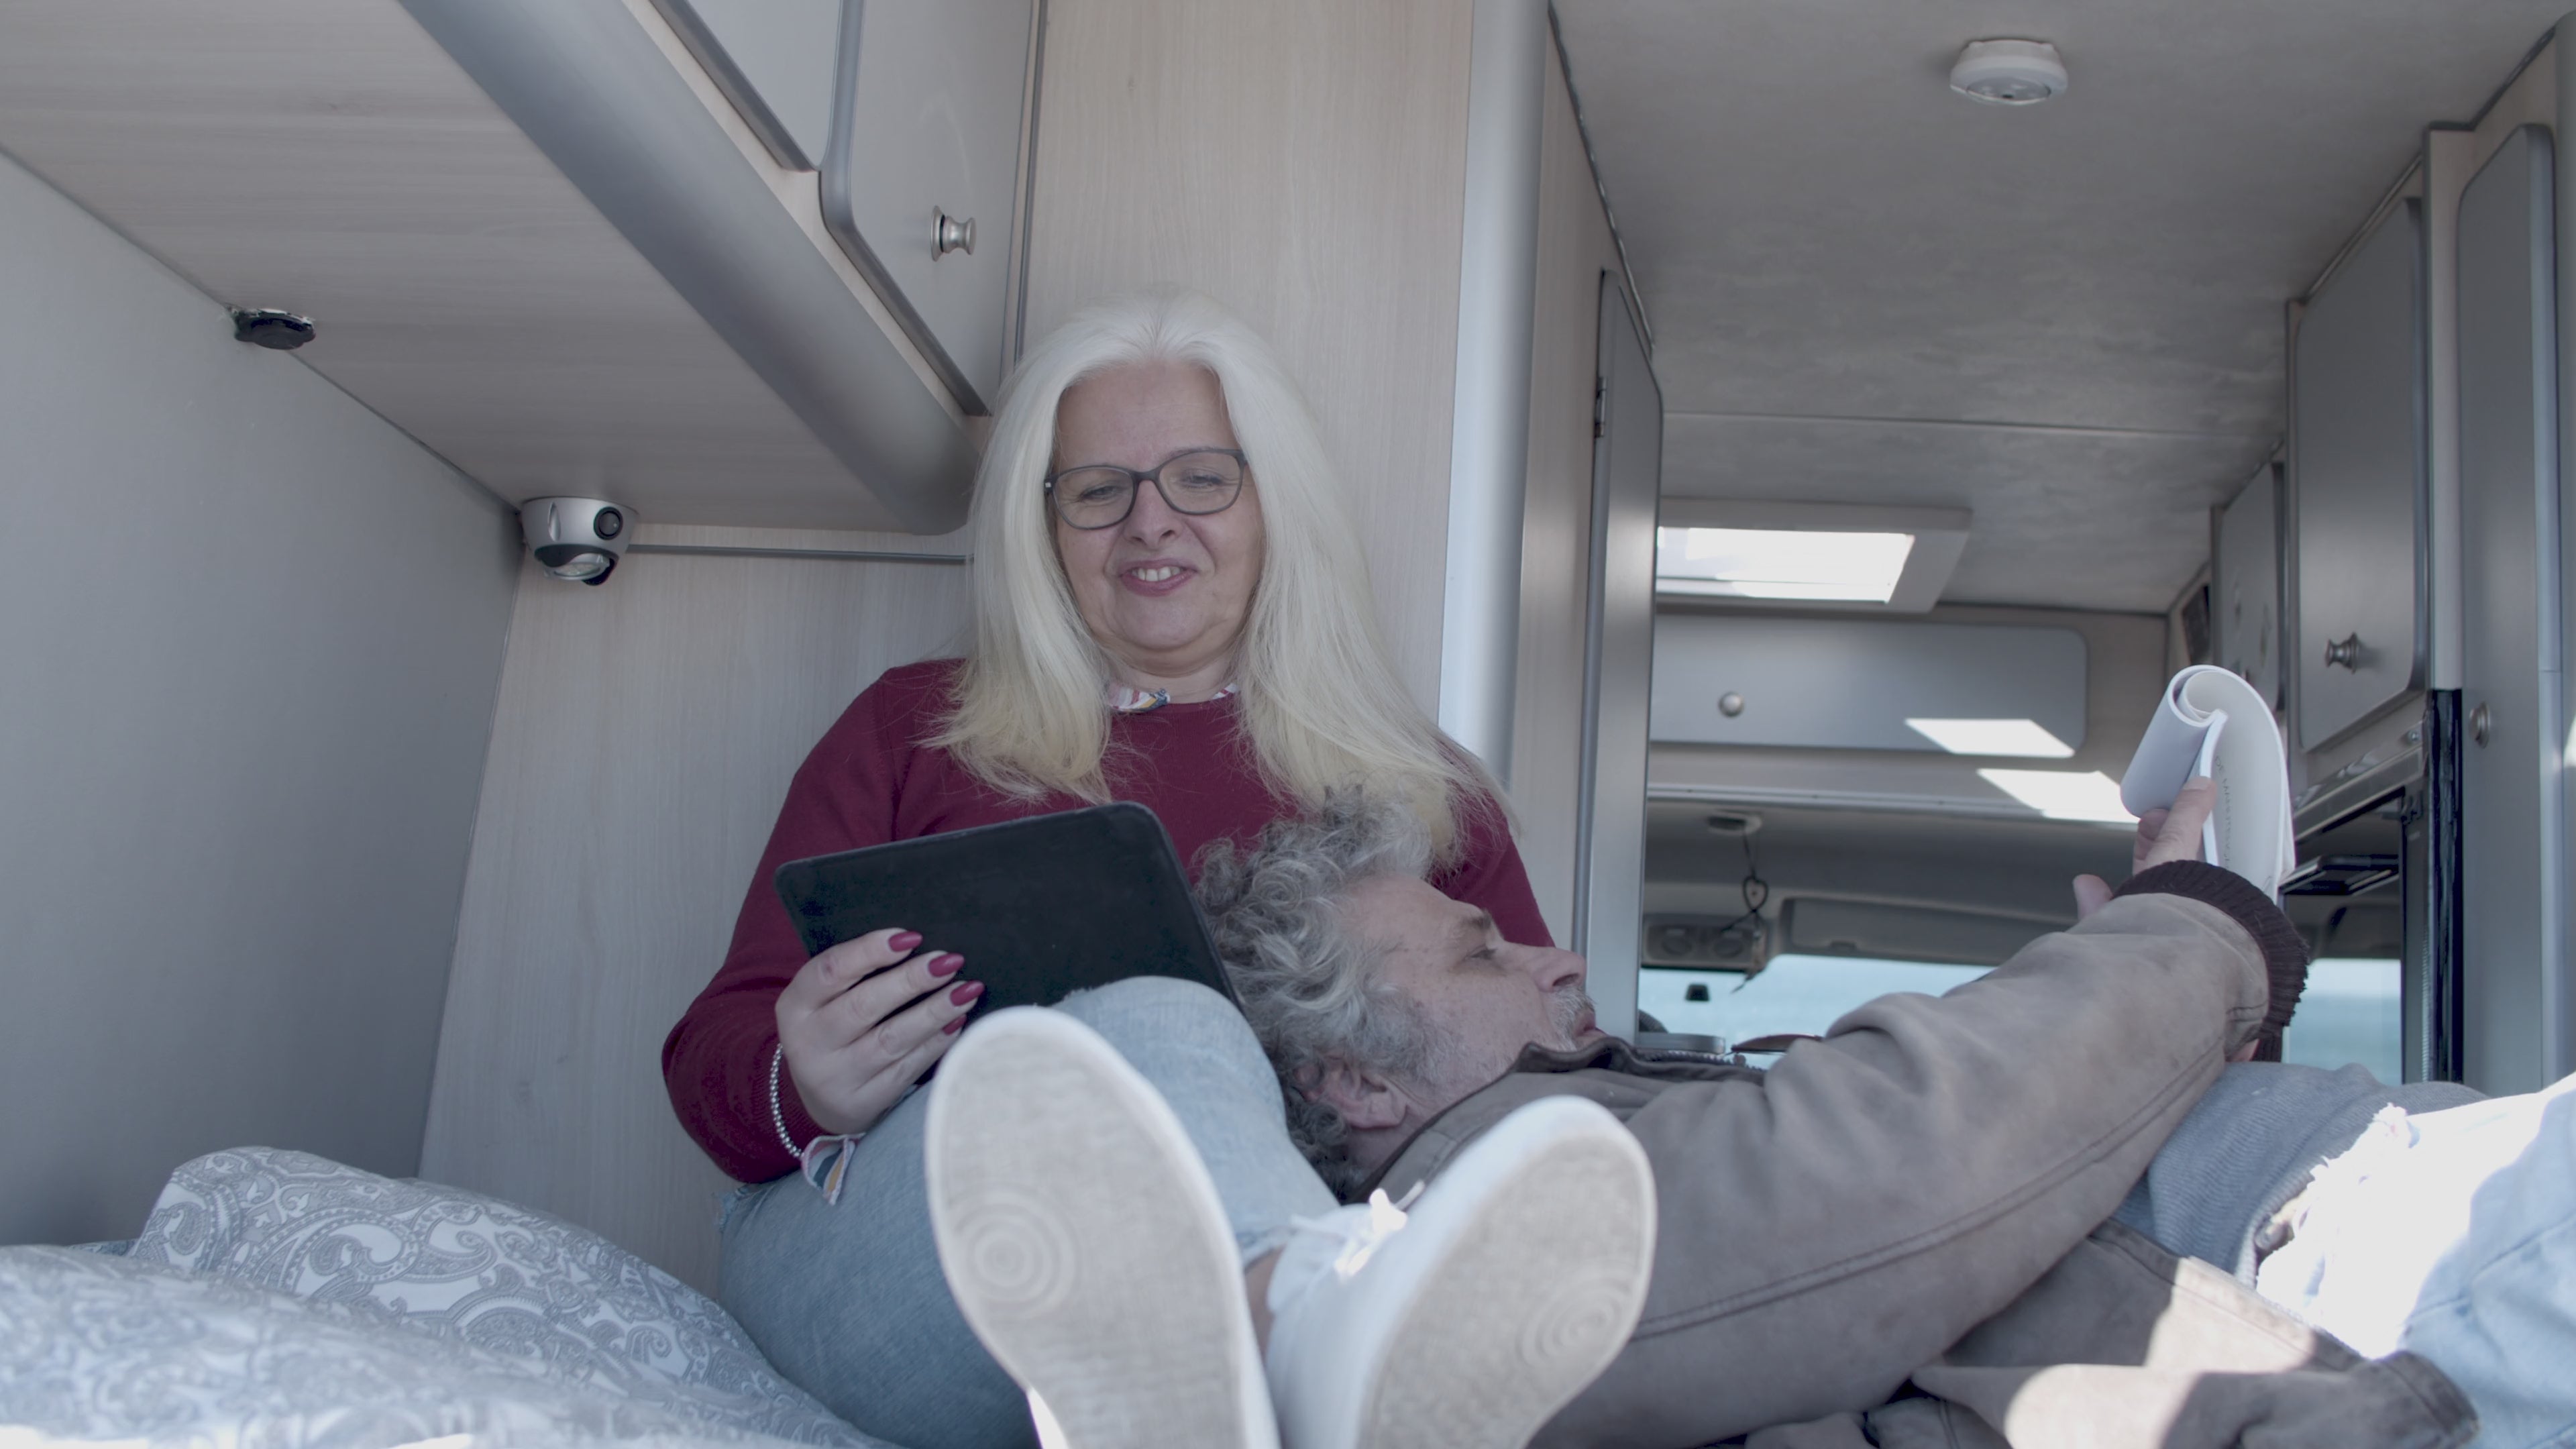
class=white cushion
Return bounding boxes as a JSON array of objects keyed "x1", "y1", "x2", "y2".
[
  {"x1": 0, "y1": 1244, "x2": 822, "y2": 1446},
  {"x1": 121, "y1": 1146, "x2": 888, "y2": 1447}
]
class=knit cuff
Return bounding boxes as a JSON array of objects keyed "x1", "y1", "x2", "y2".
[{"x1": 2115, "y1": 860, "x2": 2310, "y2": 1046}]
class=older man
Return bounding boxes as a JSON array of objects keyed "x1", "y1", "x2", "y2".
[
  {"x1": 922, "y1": 790, "x2": 2562, "y2": 1449},
  {"x1": 1193, "y1": 798, "x2": 2569, "y2": 1449}
]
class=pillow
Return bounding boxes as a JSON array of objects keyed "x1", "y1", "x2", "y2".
[
  {"x1": 127, "y1": 1146, "x2": 886, "y2": 1448},
  {"x1": 0, "y1": 1244, "x2": 818, "y2": 1448}
]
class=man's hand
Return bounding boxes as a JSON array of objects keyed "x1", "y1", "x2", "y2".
[{"x1": 2072, "y1": 777, "x2": 2216, "y2": 922}]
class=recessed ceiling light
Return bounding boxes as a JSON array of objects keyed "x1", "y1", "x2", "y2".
[
  {"x1": 1978, "y1": 768, "x2": 2133, "y2": 823},
  {"x1": 1950, "y1": 39, "x2": 2068, "y2": 107},
  {"x1": 1656, "y1": 527, "x2": 1915, "y2": 602},
  {"x1": 1905, "y1": 718, "x2": 2076, "y2": 758}
]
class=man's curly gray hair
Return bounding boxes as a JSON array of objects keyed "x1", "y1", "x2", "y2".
[{"x1": 1195, "y1": 793, "x2": 1444, "y2": 1194}]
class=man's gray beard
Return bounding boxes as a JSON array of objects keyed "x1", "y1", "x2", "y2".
[{"x1": 1403, "y1": 981, "x2": 1601, "y2": 1118}]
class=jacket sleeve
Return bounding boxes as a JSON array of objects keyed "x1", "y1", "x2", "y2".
[{"x1": 1536, "y1": 869, "x2": 2286, "y2": 1448}]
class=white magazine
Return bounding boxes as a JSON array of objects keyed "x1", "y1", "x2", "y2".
[{"x1": 2118, "y1": 665, "x2": 2296, "y2": 899}]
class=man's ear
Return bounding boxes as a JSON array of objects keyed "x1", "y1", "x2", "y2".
[{"x1": 1309, "y1": 1059, "x2": 1409, "y2": 1132}]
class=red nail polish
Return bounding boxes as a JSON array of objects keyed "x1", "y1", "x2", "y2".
[
  {"x1": 926, "y1": 953, "x2": 965, "y2": 979},
  {"x1": 943, "y1": 1016, "x2": 967, "y2": 1035},
  {"x1": 888, "y1": 930, "x2": 923, "y2": 953},
  {"x1": 949, "y1": 980, "x2": 985, "y2": 1006}
]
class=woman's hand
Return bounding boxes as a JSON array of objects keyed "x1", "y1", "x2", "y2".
[
  {"x1": 775, "y1": 928, "x2": 985, "y2": 1137},
  {"x1": 2072, "y1": 777, "x2": 2217, "y2": 922}
]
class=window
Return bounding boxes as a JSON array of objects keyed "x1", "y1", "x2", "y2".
[
  {"x1": 2278, "y1": 957, "x2": 2402, "y2": 1084},
  {"x1": 1640, "y1": 955, "x2": 1993, "y2": 1048}
]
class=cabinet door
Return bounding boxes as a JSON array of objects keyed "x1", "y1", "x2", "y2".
[
  {"x1": 2294, "y1": 201, "x2": 2426, "y2": 749},
  {"x1": 822, "y1": 0, "x2": 1035, "y2": 413},
  {"x1": 2214, "y1": 464, "x2": 2282, "y2": 709},
  {"x1": 652, "y1": 0, "x2": 844, "y2": 170},
  {"x1": 2457, "y1": 125, "x2": 2567, "y2": 1093}
]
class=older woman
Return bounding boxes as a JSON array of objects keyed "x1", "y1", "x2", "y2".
[{"x1": 661, "y1": 292, "x2": 1551, "y2": 1448}]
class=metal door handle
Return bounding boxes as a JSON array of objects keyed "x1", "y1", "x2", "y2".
[
  {"x1": 2323, "y1": 634, "x2": 2361, "y2": 670},
  {"x1": 934, "y1": 209, "x2": 975, "y2": 257},
  {"x1": 2469, "y1": 702, "x2": 2491, "y2": 748}
]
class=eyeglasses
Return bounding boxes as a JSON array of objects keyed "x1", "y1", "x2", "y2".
[{"x1": 1043, "y1": 447, "x2": 1248, "y2": 531}]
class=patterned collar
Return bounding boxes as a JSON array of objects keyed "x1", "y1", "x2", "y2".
[{"x1": 1107, "y1": 680, "x2": 1238, "y2": 714}]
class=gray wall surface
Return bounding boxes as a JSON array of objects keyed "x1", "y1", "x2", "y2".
[
  {"x1": 423, "y1": 550, "x2": 971, "y2": 1293},
  {"x1": 0, "y1": 150, "x2": 520, "y2": 1245}
]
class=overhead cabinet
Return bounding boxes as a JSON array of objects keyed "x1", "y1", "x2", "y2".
[
  {"x1": 2292, "y1": 201, "x2": 2428, "y2": 751},
  {"x1": 0, "y1": 0, "x2": 1032, "y2": 535},
  {"x1": 823, "y1": 0, "x2": 1038, "y2": 412},
  {"x1": 2212, "y1": 464, "x2": 2283, "y2": 710},
  {"x1": 657, "y1": 0, "x2": 1038, "y2": 412},
  {"x1": 649, "y1": 0, "x2": 845, "y2": 171}
]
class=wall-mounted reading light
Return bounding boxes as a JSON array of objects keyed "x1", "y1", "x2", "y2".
[{"x1": 521, "y1": 496, "x2": 633, "y2": 586}]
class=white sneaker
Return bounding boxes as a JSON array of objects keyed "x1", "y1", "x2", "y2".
[
  {"x1": 1263, "y1": 1096, "x2": 1657, "y2": 1449},
  {"x1": 925, "y1": 1007, "x2": 1279, "y2": 1449}
]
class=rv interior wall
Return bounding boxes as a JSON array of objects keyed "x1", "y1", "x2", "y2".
[
  {"x1": 421, "y1": 551, "x2": 971, "y2": 1293},
  {"x1": 1016, "y1": 0, "x2": 1476, "y2": 719},
  {"x1": 423, "y1": 0, "x2": 1626, "y2": 1291},
  {"x1": 1511, "y1": 36, "x2": 1630, "y2": 942},
  {"x1": 0, "y1": 149, "x2": 520, "y2": 1247}
]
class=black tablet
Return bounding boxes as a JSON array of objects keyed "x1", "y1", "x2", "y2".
[{"x1": 771, "y1": 802, "x2": 1240, "y2": 1020}]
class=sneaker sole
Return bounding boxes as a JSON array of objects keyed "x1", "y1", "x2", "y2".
[
  {"x1": 1353, "y1": 1103, "x2": 1656, "y2": 1449},
  {"x1": 925, "y1": 1008, "x2": 1275, "y2": 1449}
]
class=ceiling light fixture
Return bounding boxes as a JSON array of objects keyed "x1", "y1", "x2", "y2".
[
  {"x1": 1949, "y1": 39, "x2": 2068, "y2": 107},
  {"x1": 1656, "y1": 501, "x2": 1972, "y2": 612},
  {"x1": 1906, "y1": 718, "x2": 2077, "y2": 758}
]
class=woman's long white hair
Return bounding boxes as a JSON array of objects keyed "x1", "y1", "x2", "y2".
[{"x1": 932, "y1": 289, "x2": 1494, "y2": 859}]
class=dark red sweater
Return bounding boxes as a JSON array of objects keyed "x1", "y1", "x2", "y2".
[{"x1": 663, "y1": 659, "x2": 1550, "y2": 1183}]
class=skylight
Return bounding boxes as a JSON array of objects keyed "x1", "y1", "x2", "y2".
[
  {"x1": 1655, "y1": 527, "x2": 1916, "y2": 603},
  {"x1": 1905, "y1": 718, "x2": 2076, "y2": 758},
  {"x1": 1977, "y1": 769, "x2": 2135, "y2": 824}
]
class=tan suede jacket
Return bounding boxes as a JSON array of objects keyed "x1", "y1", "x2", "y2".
[{"x1": 1360, "y1": 864, "x2": 2475, "y2": 1449}]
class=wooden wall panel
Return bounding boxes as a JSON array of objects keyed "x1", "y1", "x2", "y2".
[
  {"x1": 1018, "y1": 0, "x2": 1476, "y2": 712},
  {"x1": 1508, "y1": 43, "x2": 1625, "y2": 943},
  {"x1": 423, "y1": 550, "x2": 971, "y2": 1291}
]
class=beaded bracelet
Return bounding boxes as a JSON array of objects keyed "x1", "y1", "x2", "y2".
[
  {"x1": 771, "y1": 1044, "x2": 864, "y2": 1204},
  {"x1": 767, "y1": 1044, "x2": 800, "y2": 1161}
]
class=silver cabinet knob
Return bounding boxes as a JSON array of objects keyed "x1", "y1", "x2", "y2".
[
  {"x1": 2469, "y1": 702, "x2": 2491, "y2": 748},
  {"x1": 934, "y1": 209, "x2": 975, "y2": 256},
  {"x1": 2323, "y1": 634, "x2": 2361, "y2": 670},
  {"x1": 1718, "y1": 692, "x2": 1746, "y2": 718}
]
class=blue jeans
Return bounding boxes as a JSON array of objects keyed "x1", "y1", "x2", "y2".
[
  {"x1": 2251, "y1": 1071, "x2": 2576, "y2": 1449},
  {"x1": 716, "y1": 977, "x2": 1337, "y2": 1449}
]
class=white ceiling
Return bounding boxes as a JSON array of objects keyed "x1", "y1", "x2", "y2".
[{"x1": 1554, "y1": 0, "x2": 2565, "y2": 612}]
